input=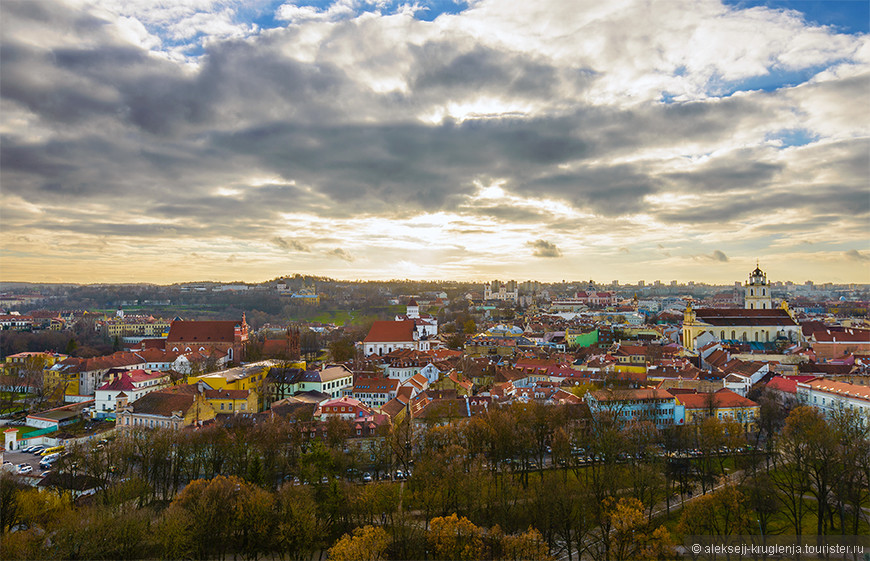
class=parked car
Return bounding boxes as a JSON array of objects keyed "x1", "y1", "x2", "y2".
[
  {"x1": 30, "y1": 446, "x2": 45, "y2": 455},
  {"x1": 17, "y1": 464, "x2": 33, "y2": 474},
  {"x1": 362, "y1": 472, "x2": 373, "y2": 483}
]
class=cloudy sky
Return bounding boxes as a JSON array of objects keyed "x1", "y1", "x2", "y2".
[{"x1": 1, "y1": 0, "x2": 868, "y2": 285}]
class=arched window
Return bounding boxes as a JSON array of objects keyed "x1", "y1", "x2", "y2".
[
  {"x1": 765, "y1": 331, "x2": 770, "y2": 342},
  {"x1": 762, "y1": 288, "x2": 766, "y2": 296},
  {"x1": 720, "y1": 331, "x2": 725, "y2": 340},
  {"x1": 731, "y1": 330, "x2": 736, "y2": 340},
  {"x1": 741, "y1": 333, "x2": 747, "y2": 342},
  {"x1": 750, "y1": 303, "x2": 754, "y2": 309},
  {"x1": 750, "y1": 288, "x2": 754, "y2": 296},
  {"x1": 754, "y1": 332, "x2": 759, "y2": 342}
]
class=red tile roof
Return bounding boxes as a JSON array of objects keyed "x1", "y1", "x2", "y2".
[
  {"x1": 167, "y1": 320, "x2": 242, "y2": 343},
  {"x1": 693, "y1": 308, "x2": 798, "y2": 327},
  {"x1": 363, "y1": 320, "x2": 416, "y2": 343},
  {"x1": 679, "y1": 389, "x2": 758, "y2": 409},
  {"x1": 57, "y1": 352, "x2": 145, "y2": 372}
]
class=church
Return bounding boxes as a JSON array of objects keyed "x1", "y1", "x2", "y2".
[{"x1": 682, "y1": 266, "x2": 802, "y2": 352}]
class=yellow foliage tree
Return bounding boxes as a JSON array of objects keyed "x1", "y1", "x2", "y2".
[
  {"x1": 502, "y1": 526, "x2": 552, "y2": 561},
  {"x1": 428, "y1": 513, "x2": 485, "y2": 561},
  {"x1": 328, "y1": 525, "x2": 391, "y2": 561}
]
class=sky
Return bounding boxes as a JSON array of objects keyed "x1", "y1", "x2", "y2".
[{"x1": 0, "y1": 0, "x2": 868, "y2": 286}]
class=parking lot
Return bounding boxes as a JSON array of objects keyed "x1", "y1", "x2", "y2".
[{"x1": 2, "y1": 449, "x2": 52, "y2": 475}]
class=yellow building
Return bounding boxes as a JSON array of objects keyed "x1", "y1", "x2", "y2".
[
  {"x1": 677, "y1": 389, "x2": 760, "y2": 432},
  {"x1": 191, "y1": 360, "x2": 275, "y2": 412},
  {"x1": 116, "y1": 388, "x2": 216, "y2": 430},
  {"x1": 682, "y1": 302, "x2": 801, "y2": 352},
  {"x1": 204, "y1": 388, "x2": 258, "y2": 414},
  {"x1": 3, "y1": 351, "x2": 67, "y2": 376},
  {"x1": 100, "y1": 316, "x2": 171, "y2": 338}
]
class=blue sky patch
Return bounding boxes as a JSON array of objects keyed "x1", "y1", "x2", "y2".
[
  {"x1": 765, "y1": 128, "x2": 819, "y2": 147},
  {"x1": 722, "y1": 0, "x2": 869, "y2": 35},
  {"x1": 709, "y1": 63, "x2": 833, "y2": 96}
]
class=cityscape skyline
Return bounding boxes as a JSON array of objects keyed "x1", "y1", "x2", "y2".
[{"x1": 1, "y1": 0, "x2": 868, "y2": 285}]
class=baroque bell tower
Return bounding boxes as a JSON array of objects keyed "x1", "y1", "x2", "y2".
[{"x1": 744, "y1": 263, "x2": 771, "y2": 310}]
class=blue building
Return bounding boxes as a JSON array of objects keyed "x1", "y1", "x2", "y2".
[{"x1": 586, "y1": 388, "x2": 685, "y2": 429}]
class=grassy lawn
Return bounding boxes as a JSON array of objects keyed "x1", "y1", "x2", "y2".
[
  {"x1": 6, "y1": 426, "x2": 41, "y2": 438},
  {"x1": 656, "y1": 472, "x2": 870, "y2": 538}
]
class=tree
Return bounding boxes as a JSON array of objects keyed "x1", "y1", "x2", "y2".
[
  {"x1": 428, "y1": 513, "x2": 485, "y2": 561},
  {"x1": 328, "y1": 337, "x2": 356, "y2": 362},
  {"x1": 502, "y1": 527, "x2": 552, "y2": 561},
  {"x1": 275, "y1": 484, "x2": 326, "y2": 561},
  {"x1": 328, "y1": 525, "x2": 391, "y2": 561},
  {"x1": 603, "y1": 497, "x2": 674, "y2": 561},
  {"x1": 677, "y1": 484, "x2": 753, "y2": 539},
  {"x1": 772, "y1": 407, "x2": 820, "y2": 537}
]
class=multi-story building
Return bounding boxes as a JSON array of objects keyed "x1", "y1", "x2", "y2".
[
  {"x1": 796, "y1": 379, "x2": 870, "y2": 424},
  {"x1": 116, "y1": 384, "x2": 216, "y2": 430},
  {"x1": 316, "y1": 395, "x2": 376, "y2": 420},
  {"x1": 586, "y1": 388, "x2": 685, "y2": 429},
  {"x1": 348, "y1": 377, "x2": 399, "y2": 408},
  {"x1": 677, "y1": 389, "x2": 760, "y2": 432},
  {"x1": 98, "y1": 313, "x2": 171, "y2": 339},
  {"x1": 191, "y1": 360, "x2": 276, "y2": 411},
  {"x1": 484, "y1": 280, "x2": 518, "y2": 303},
  {"x1": 362, "y1": 320, "x2": 431, "y2": 356},
  {"x1": 94, "y1": 369, "x2": 171, "y2": 417},
  {"x1": 165, "y1": 314, "x2": 250, "y2": 362}
]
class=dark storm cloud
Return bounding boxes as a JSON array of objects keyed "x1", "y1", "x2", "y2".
[
  {"x1": 520, "y1": 164, "x2": 659, "y2": 215},
  {"x1": 1, "y1": 0, "x2": 866, "y2": 256},
  {"x1": 410, "y1": 43, "x2": 567, "y2": 98},
  {"x1": 664, "y1": 159, "x2": 783, "y2": 193},
  {"x1": 659, "y1": 184, "x2": 870, "y2": 224},
  {"x1": 528, "y1": 239, "x2": 562, "y2": 258}
]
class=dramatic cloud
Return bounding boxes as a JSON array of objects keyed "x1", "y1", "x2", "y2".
[
  {"x1": 0, "y1": 0, "x2": 867, "y2": 283},
  {"x1": 529, "y1": 240, "x2": 563, "y2": 258}
]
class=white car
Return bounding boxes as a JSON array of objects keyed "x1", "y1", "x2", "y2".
[{"x1": 17, "y1": 464, "x2": 33, "y2": 474}]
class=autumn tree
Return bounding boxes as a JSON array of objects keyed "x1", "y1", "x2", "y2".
[
  {"x1": 676, "y1": 484, "x2": 753, "y2": 540},
  {"x1": 328, "y1": 525, "x2": 391, "y2": 561},
  {"x1": 602, "y1": 497, "x2": 675, "y2": 561},
  {"x1": 428, "y1": 513, "x2": 486, "y2": 561}
]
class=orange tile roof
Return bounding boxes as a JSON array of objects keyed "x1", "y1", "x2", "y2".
[
  {"x1": 805, "y1": 379, "x2": 870, "y2": 400},
  {"x1": 678, "y1": 389, "x2": 757, "y2": 409}
]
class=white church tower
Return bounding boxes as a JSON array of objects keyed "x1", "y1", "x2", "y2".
[{"x1": 744, "y1": 264, "x2": 772, "y2": 310}]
